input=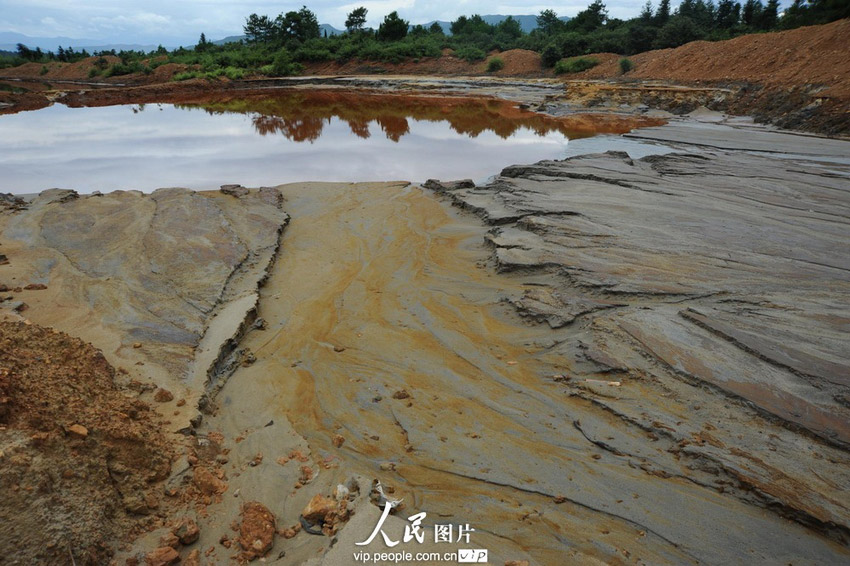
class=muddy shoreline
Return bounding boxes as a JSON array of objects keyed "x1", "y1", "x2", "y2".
[{"x1": 1, "y1": 76, "x2": 849, "y2": 565}]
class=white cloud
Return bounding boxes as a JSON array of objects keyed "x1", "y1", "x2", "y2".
[{"x1": 0, "y1": 1, "x2": 792, "y2": 44}]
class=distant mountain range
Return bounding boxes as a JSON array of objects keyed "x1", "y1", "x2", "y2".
[
  {"x1": 4, "y1": 15, "x2": 571, "y2": 53},
  {"x1": 0, "y1": 31, "x2": 170, "y2": 53},
  {"x1": 423, "y1": 14, "x2": 570, "y2": 35}
]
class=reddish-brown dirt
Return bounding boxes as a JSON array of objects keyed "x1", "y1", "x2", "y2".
[
  {"x1": 0, "y1": 319, "x2": 174, "y2": 565},
  {"x1": 302, "y1": 48, "x2": 544, "y2": 77}
]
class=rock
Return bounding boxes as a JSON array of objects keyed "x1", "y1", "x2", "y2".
[
  {"x1": 23, "y1": 283, "x2": 47, "y2": 290},
  {"x1": 238, "y1": 501, "x2": 276, "y2": 560},
  {"x1": 220, "y1": 184, "x2": 249, "y2": 198},
  {"x1": 133, "y1": 342, "x2": 142, "y2": 349},
  {"x1": 193, "y1": 466, "x2": 227, "y2": 495},
  {"x1": 392, "y1": 389, "x2": 410, "y2": 400},
  {"x1": 332, "y1": 434, "x2": 345, "y2": 448},
  {"x1": 8, "y1": 301, "x2": 27, "y2": 313},
  {"x1": 183, "y1": 549, "x2": 200, "y2": 566},
  {"x1": 379, "y1": 462, "x2": 396, "y2": 471},
  {"x1": 505, "y1": 561, "x2": 530, "y2": 566},
  {"x1": 158, "y1": 532, "x2": 179, "y2": 549},
  {"x1": 173, "y1": 517, "x2": 200, "y2": 545},
  {"x1": 144, "y1": 547, "x2": 179, "y2": 566},
  {"x1": 65, "y1": 424, "x2": 88, "y2": 439},
  {"x1": 154, "y1": 388, "x2": 174, "y2": 403},
  {"x1": 423, "y1": 179, "x2": 476, "y2": 193},
  {"x1": 301, "y1": 494, "x2": 337, "y2": 525}
]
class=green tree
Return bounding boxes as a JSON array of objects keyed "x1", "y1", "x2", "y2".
[
  {"x1": 278, "y1": 6, "x2": 320, "y2": 43},
  {"x1": 715, "y1": 0, "x2": 741, "y2": 29},
  {"x1": 345, "y1": 7, "x2": 368, "y2": 33},
  {"x1": 536, "y1": 9, "x2": 565, "y2": 35},
  {"x1": 496, "y1": 16, "x2": 523, "y2": 39},
  {"x1": 568, "y1": 1, "x2": 609, "y2": 33},
  {"x1": 639, "y1": 1, "x2": 654, "y2": 22},
  {"x1": 655, "y1": 0, "x2": 671, "y2": 25},
  {"x1": 742, "y1": 0, "x2": 763, "y2": 26},
  {"x1": 429, "y1": 22, "x2": 445, "y2": 35},
  {"x1": 654, "y1": 15, "x2": 702, "y2": 48},
  {"x1": 196, "y1": 32, "x2": 209, "y2": 52},
  {"x1": 378, "y1": 11, "x2": 409, "y2": 41},
  {"x1": 244, "y1": 13, "x2": 275, "y2": 43}
]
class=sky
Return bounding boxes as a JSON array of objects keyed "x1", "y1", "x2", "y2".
[{"x1": 1, "y1": 0, "x2": 676, "y2": 46}]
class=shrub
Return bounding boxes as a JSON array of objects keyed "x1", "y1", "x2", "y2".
[
  {"x1": 173, "y1": 70, "x2": 202, "y2": 81},
  {"x1": 87, "y1": 67, "x2": 99, "y2": 78},
  {"x1": 260, "y1": 49, "x2": 303, "y2": 76},
  {"x1": 619, "y1": 58, "x2": 634, "y2": 74},
  {"x1": 553, "y1": 56, "x2": 599, "y2": 74},
  {"x1": 39, "y1": 65, "x2": 48, "y2": 75},
  {"x1": 486, "y1": 57, "x2": 504, "y2": 73},
  {"x1": 223, "y1": 66, "x2": 245, "y2": 80},
  {"x1": 541, "y1": 44, "x2": 561, "y2": 68},
  {"x1": 454, "y1": 46, "x2": 486, "y2": 62}
]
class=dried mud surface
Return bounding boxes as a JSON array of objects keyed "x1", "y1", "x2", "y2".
[{"x1": 0, "y1": 75, "x2": 849, "y2": 564}]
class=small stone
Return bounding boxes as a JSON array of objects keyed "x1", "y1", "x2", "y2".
[
  {"x1": 23, "y1": 283, "x2": 47, "y2": 290},
  {"x1": 332, "y1": 434, "x2": 345, "y2": 448},
  {"x1": 183, "y1": 549, "x2": 201, "y2": 566},
  {"x1": 301, "y1": 494, "x2": 337, "y2": 525},
  {"x1": 154, "y1": 389, "x2": 174, "y2": 403},
  {"x1": 66, "y1": 424, "x2": 88, "y2": 439},
  {"x1": 176, "y1": 399, "x2": 186, "y2": 407},
  {"x1": 144, "y1": 546, "x2": 180, "y2": 566},
  {"x1": 238, "y1": 501, "x2": 276, "y2": 560},
  {"x1": 220, "y1": 184, "x2": 249, "y2": 198},
  {"x1": 392, "y1": 389, "x2": 410, "y2": 400},
  {"x1": 379, "y1": 462, "x2": 396, "y2": 471},
  {"x1": 505, "y1": 561, "x2": 530, "y2": 566},
  {"x1": 133, "y1": 342, "x2": 142, "y2": 349},
  {"x1": 173, "y1": 517, "x2": 200, "y2": 545},
  {"x1": 554, "y1": 496, "x2": 567, "y2": 504},
  {"x1": 333, "y1": 345, "x2": 345, "y2": 352},
  {"x1": 193, "y1": 467, "x2": 227, "y2": 495},
  {"x1": 159, "y1": 532, "x2": 179, "y2": 549}
]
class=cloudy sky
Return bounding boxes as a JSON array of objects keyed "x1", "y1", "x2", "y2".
[{"x1": 1, "y1": 0, "x2": 679, "y2": 45}]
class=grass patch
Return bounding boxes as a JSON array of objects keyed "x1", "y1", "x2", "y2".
[{"x1": 554, "y1": 56, "x2": 599, "y2": 75}]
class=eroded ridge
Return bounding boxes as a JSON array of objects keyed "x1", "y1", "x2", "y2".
[{"x1": 424, "y1": 123, "x2": 850, "y2": 553}]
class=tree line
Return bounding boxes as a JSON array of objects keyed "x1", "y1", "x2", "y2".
[{"x1": 2, "y1": 0, "x2": 848, "y2": 76}]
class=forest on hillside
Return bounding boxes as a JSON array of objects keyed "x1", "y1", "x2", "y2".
[{"x1": 3, "y1": 0, "x2": 848, "y2": 79}]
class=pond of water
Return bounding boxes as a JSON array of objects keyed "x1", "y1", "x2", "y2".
[{"x1": 1, "y1": 90, "x2": 600, "y2": 194}]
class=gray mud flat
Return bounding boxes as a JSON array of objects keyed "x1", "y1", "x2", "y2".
[{"x1": 423, "y1": 120, "x2": 850, "y2": 561}]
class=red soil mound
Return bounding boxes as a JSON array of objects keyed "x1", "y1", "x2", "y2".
[
  {"x1": 0, "y1": 320, "x2": 173, "y2": 564},
  {"x1": 578, "y1": 19, "x2": 850, "y2": 99}
]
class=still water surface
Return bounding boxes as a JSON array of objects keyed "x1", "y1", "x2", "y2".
[{"x1": 1, "y1": 91, "x2": 584, "y2": 194}]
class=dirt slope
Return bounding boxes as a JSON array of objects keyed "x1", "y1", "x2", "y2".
[
  {"x1": 0, "y1": 320, "x2": 173, "y2": 565},
  {"x1": 583, "y1": 19, "x2": 850, "y2": 98}
]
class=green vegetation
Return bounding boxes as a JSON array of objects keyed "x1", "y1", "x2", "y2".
[
  {"x1": 619, "y1": 57, "x2": 634, "y2": 73},
  {"x1": 487, "y1": 57, "x2": 505, "y2": 72},
  {"x1": 1, "y1": 1, "x2": 847, "y2": 79},
  {"x1": 554, "y1": 56, "x2": 599, "y2": 74}
]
